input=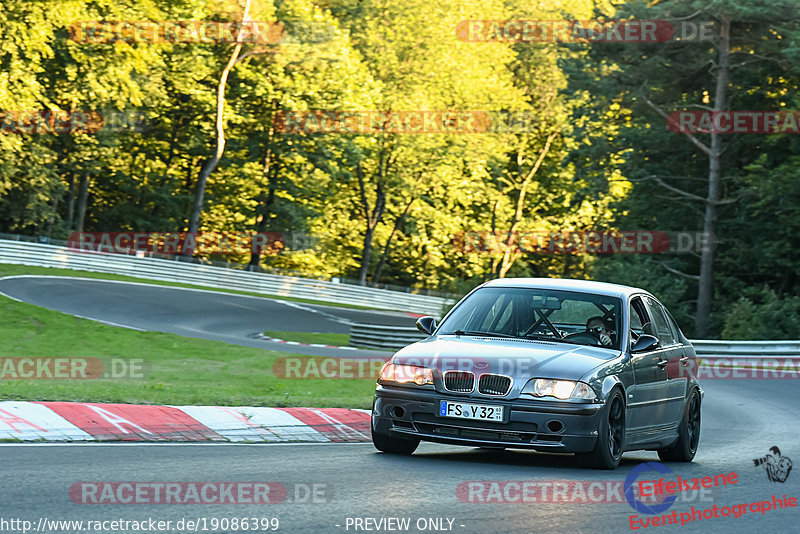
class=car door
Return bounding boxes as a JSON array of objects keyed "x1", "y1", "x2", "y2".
[
  {"x1": 664, "y1": 308, "x2": 698, "y2": 381},
  {"x1": 627, "y1": 295, "x2": 670, "y2": 432},
  {"x1": 643, "y1": 297, "x2": 685, "y2": 426}
]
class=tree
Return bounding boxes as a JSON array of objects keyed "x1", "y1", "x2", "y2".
[
  {"x1": 567, "y1": 0, "x2": 800, "y2": 336},
  {"x1": 324, "y1": 0, "x2": 527, "y2": 285},
  {"x1": 188, "y1": 0, "x2": 255, "y2": 235}
]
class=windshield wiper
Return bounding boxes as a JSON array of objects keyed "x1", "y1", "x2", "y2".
[
  {"x1": 523, "y1": 333, "x2": 586, "y2": 346},
  {"x1": 451, "y1": 330, "x2": 603, "y2": 347},
  {"x1": 522, "y1": 333, "x2": 559, "y2": 341},
  {"x1": 451, "y1": 330, "x2": 517, "y2": 338}
]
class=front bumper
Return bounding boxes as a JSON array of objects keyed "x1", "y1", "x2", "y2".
[{"x1": 373, "y1": 385, "x2": 604, "y2": 452}]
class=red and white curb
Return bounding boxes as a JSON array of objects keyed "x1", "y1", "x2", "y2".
[
  {"x1": 0, "y1": 401, "x2": 372, "y2": 443},
  {"x1": 254, "y1": 334, "x2": 357, "y2": 351}
]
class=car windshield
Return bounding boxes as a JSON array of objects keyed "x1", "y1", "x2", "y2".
[{"x1": 438, "y1": 286, "x2": 623, "y2": 350}]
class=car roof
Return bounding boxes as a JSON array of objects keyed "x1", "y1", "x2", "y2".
[{"x1": 481, "y1": 278, "x2": 650, "y2": 300}]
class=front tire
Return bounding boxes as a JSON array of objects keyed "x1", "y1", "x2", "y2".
[
  {"x1": 658, "y1": 388, "x2": 700, "y2": 462},
  {"x1": 371, "y1": 423, "x2": 419, "y2": 455},
  {"x1": 577, "y1": 389, "x2": 626, "y2": 470}
]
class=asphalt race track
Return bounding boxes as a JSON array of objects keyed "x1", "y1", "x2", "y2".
[
  {"x1": 1, "y1": 379, "x2": 798, "y2": 533},
  {"x1": 0, "y1": 275, "x2": 411, "y2": 357},
  {"x1": 1, "y1": 275, "x2": 799, "y2": 532}
]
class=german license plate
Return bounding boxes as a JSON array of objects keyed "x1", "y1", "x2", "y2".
[{"x1": 439, "y1": 400, "x2": 503, "y2": 422}]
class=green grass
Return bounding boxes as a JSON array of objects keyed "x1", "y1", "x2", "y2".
[
  {"x1": 0, "y1": 263, "x2": 379, "y2": 310},
  {"x1": 263, "y1": 330, "x2": 350, "y2": 346},
  {"x1": 0, "y1": 295, "x2": 377, "y2": 408}
]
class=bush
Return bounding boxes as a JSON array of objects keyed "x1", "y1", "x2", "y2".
[
  {"x1": 591, "y1": 255, "x2": 694, "y2": 334},
  {"x1": 722, "y1": 288, "x2": 800, "y2": 340}
]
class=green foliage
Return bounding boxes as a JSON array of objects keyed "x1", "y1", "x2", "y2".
[
  {"x1": 722, "y1": 288, "x2": 800, "y2": 340},
  {"x1": 591, "y1": 255, "x2": 692, "y2": 333},
  {"x1": 1, "y1": 0, "x2": 798, "y2": 339},
  {"x1": 568, "y1": 0, "x2": 800, "y2": 337}
]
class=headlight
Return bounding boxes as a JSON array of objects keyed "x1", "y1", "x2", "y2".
[
  {"x1": 522, "y1": 378, "x2": 596, "y2": 400},
  {"x1": 379, "y1": 364, "x2": 434, "y2": 386}
]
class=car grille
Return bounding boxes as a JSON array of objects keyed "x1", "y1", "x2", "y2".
[
  {"x1": 443, "y1": 371, "x2": 474, "y2": 392},
  {"x1": 414, "y1": 412, "x2": 538, "y2": 433},
  {"x1": 415, "y1": 423, "x2": 535, "y2": 443},
  {"x1": 478, "y1": 374, "x2": 512, "y2": 396},
  {"x1": 391, "y1": 420, "x2": 414, "y2": 429}
]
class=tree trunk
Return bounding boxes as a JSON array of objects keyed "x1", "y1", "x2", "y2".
[
  {"x1": 695, "y1": 16, "x2": 730, "y2": 338},
  {"x1": 358, "y1": 225, "x2": 377, "y2": 285},
  {"x1": 372, "y1": 198, "x2": 414, "y2": 284},
  {"x1": 495, "y1": 132, "x2": 557, "y2": 278},
  {"x1": 249, "y1": 162, "x2": 279, "y2": 268},
  {"x1": 45, "y1": 190, "x2": 60, "y2": 237},
  {"x1": 187, "y1": 0, "x2": 252, "y2": 235},
  {"x1": 488, "y1": 199, "x2": 500, "y2": 278},
  {"x1": 76, "y1": 173, "x2": 90, "y2": 232},
  {"x1": 65, "y1": 173, "x2": 76, "y2": 230},
  {"x1": 249, "y1": 100, "x2": 278, "y2": 268},
  {"x1": 356, "y1": 162, "x2": 386, "y2": 285}
]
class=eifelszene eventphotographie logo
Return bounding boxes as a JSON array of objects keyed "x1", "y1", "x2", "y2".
[{"x1": 753, "y1": 446, "x2": 793, "y2": 483}]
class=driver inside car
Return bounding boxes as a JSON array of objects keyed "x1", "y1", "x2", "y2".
[{"x1": 586, "y1": 316, "x2": 614, "y2": 346}]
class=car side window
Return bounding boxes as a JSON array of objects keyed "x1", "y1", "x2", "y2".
[
  {"x1": 645, "y1": 297, "x2": 676, "y2": 347},
  {"x1": 664, "y1": 309, "x2": 684, "y2": 344},
  {"x1": 629, "y1": 300, "x2": 644, "y2": 332},
  {"x1": 629, "y1": 297, "x2": 648, "y2": 335}
]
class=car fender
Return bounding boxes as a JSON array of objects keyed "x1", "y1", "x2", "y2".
[
  {"x1": 580, "y1": 353, "x2": 631, "y2": 403},
  {"x1": 597, "y1": 374, "x2": 626, "y2": 402}
]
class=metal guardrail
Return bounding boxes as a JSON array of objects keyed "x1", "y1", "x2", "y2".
[
  {"x1": 350, "y1": 324, "x2": 426, "y2": 350},
  {"x1": 0, "y1": 240, "x2": 455, "y2": 316},
  {"x1": 689, "y1": 340, "x2": 800, "y2": 358},
  {"x1": 0, "y1": 232, "x2": 459, "y2": 298},
  {"x1": 348, "y1": 324, "x2": 800, "y2": 355}
]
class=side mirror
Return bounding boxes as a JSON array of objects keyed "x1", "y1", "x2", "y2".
[
  {"x1": 631, "y1": 334, "x2": 659, "y2": 353},
  {"x1": 416, "y1": 316, "x2": 437, "y2": 335}
]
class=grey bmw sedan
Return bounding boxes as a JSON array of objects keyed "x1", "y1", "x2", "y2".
[{"x1": 371, "y1": 278, "x2": 702, "y2": 469}]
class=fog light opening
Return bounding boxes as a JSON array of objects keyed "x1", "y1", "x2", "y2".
[
  {"x1": 391, "y1": 406, "x2": 406, "y2": 418},
  {"x1": 546, "y1": 420, "x2": 564, "y2": 433}
]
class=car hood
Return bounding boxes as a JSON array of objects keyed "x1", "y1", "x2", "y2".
[{"x1": 392, "y1": 335, "x2": 619, "y2": 382}]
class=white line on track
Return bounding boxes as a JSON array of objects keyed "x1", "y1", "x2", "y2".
[
  {"x1": 0, "y1": 289, "x2": 23, "y2": 302},
  {"x1": 0, "y1": 275, "x2": 352, "y2": 323},
  {"x1": 1, "y1": 283, "x2": 145, "y2": 330},
  {"x1": 0, "y1": 274, "x2": 384, "y2": 353},
  {"x1": 72, "y1": 313, "x2": 145, "y2": 331}
]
